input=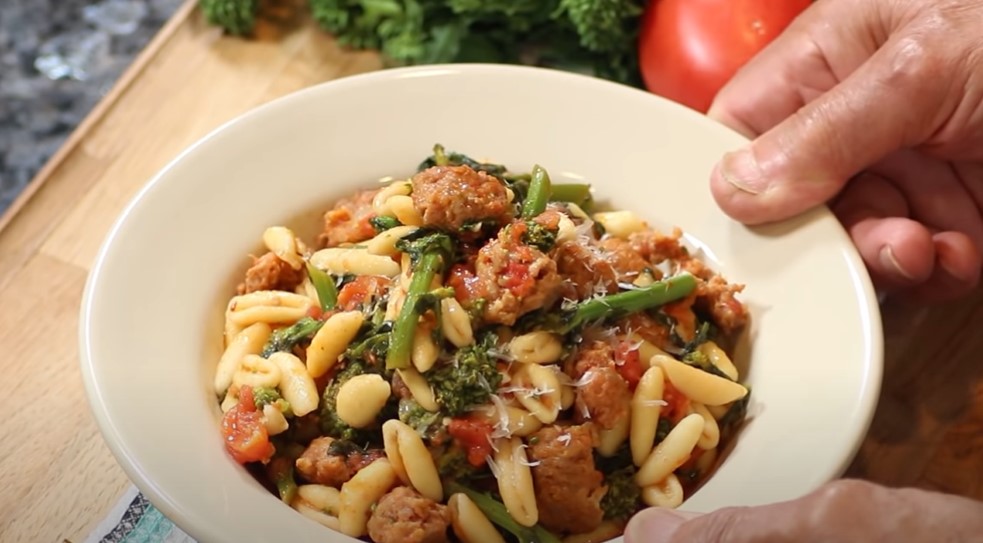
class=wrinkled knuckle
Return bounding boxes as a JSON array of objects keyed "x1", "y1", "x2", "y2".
[
  {"x1": 884, "y1": 34, "x2": 943, "y2": 89},
  {"x1": 810, "y1": 479, "x2": 872, "y2": 522}
]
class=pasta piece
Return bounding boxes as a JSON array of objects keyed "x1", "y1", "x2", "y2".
[
  {"x1": 307, "y1": 311, "x2": 365, "y2": 378},
  {"x1": 653, "y1": 355, "x2": 748, "y2": 406},
  {"x1": 293, "y1": 499, "x2": 341, "y2": 530},
  {"x1": 372, "y1": 180, "x2": 412, "y2": 216},
  {"x1": 384, "y1": 286, "x2": 407, "y2": 321},
  {"x1": 493, "y1": 437, "x2": 539, "y2": 527},
  {"x1": 695, "y1": 446, "x2": 718, "y2": 474},
  {"x1": 440, "y1": 298, "x2": 474, "y2": 348},
  {"x1": 226, "y1": 291, "x2": 314, "y2": 330},
  {"x1": 631, "y1": 366, "x2": 666, "y2": 466},
  {"x1": 411, "y1": 321, "x2": 439, "y2": 373},
  {"x1": 232, "y1": 354, "x2": 282, "y2": 390},
  {"x1": 690, "y1": 402, "x2": 721, "y2": 450},
  {"x1": 555, "y1": 213, "x2": 577, "y2": 244},
  {"x1": 338, "y1": 459, "x2": 398, "y2": 537},
  {"x1": 336, "y1": 374, "x2": 391, "y2": 428},
  {"x1": 566, "y1": 202, "x2": 590, "y2": 220},
  {"x1": 632, "y1": 270, "x2": 656, "y2": 287},
  {"x1": 297, "y1": 484, "x2": 341, "y2": 515},
  {"x1": 388, "y1": 195, "x2": 424, "y2": 226},
  {"x1": 269, "y1": 352, "x2": 319, "y2": 417},
  {"x1": 474, "y1": 404, "x2": 543, "y2": 438},
  {"x1": 511, "y1": 363, "x2": 562, "y2": 424},
  {"x1": 562, "y1": 521, "x2": 626, "y2": 543},
  {"x1": 635, "y1": 413, "x2": 704, "y2": 487},
  {"x1": 381, "y1": 420, "x2": 443, "y2": 501},
  {"x1": 593, "y1": 210, "x2": 647, "y2": 239},
  {"x1": 509, "y1": 331, "x2": 564, "y2": 365},
  {"x1": 641, "y1": 473, "x2": 684, "y2": 508},
  {"x1": 706, "y1": 403, "x2": 730, "y2": 421},
  {"x1": 297, "y1": 274, "x2": 320, "y2": 305},
  {"x1": 262, "y1": 226, "x2": 304, "y2": 270},
  {"x1": 449, "y1": 493, "x2": 507, "y2": 543},
  {"x1": 215, "y1": 322, "x2": 272, "y2": 394},
  {"x1": 395, "y1": 368, "x2": 439, "y2": 412},
  {"x1": 597, "y1": 415, "x2": 630, "y2": 457},
  {"x1": 697, "y1": 341, "x2": 740, "y2": 381},
  {"x1": 309, "y1": 247, "x2": 401, "y2": 277},
  {"x1": 261, "y1": 403, "x2": 289, "y2": 436},
  {"x1": 365, "y1": 225, "x2": 419, "y2": 256}
]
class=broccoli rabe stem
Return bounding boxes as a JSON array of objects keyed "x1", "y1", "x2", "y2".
[
  {"x1": 305, "y1": 261, "x2": 337, "y2": 312},
  {"x1": 445, "y1": 482, "x2": 562, "y2": 543},
  {"x1": 549, "y1": 182, "x2": 593, "y2": 210},
  {"x1": 564, "y1": 272, "x2": 697, "y2": 332},
  {"x1": 521, "y1": 165, "x2": 552, "y2": 219},
  {"x1": 386, "y1": 252, "x2": 443, "y2": 370}
]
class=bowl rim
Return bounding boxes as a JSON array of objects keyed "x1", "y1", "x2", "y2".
[{"x1": 79, "y1": 62, "x2": 884, "y2": 542}]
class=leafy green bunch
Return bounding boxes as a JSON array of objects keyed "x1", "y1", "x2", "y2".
[{"x1": 200, "y1": 0, "x2": 646, "y2": 86}]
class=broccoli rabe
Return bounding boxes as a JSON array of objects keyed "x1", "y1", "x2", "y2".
[
  {"x1": 262, "y1": 317, "x2": 323, "y2": 357},
  {"x1": 398, "y1": 398, "x2": 443, "y2": 438},
  {"x1": 429, "y1": 333, "x2": 502, "y2": 416},
  {"x1": 370, "y1": 215, "x2": 402, "y2": 233},
  {"x1": 417, "y1": 144, "x2": 509, "y2": 179},
  {"x1": 199, "y1": 0, "x2": 259, "y2": 35},
  {"x1": 600, "y1": 465, "x2": 642, "y2": 520},
  {"x1": 250, "y1": 387, "x2": 291, "y2": 414},
  {"x1": 521, "y1": 220, "x2": 558, "y2": 252}
]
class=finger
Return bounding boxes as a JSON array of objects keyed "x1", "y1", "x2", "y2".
[
  {"x1": 831, "y1": 173, "x2": 935, "y2": 288},
  {"x1": 871, "y1": 150, "x2": 983, "y2": 253},
  {"x1": 710, "y1": 31, "x2": 948, "y2": 225},
  {"x1": 904, "y1": 232, "x2": 982, "y2": 303},
  {"x1": 708, "y1": 0, "x2": 883, "y2": 138}
]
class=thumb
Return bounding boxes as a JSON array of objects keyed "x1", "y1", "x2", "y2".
[{"x1": 711, "y1": 32, "x2": 946, "y2": 225}]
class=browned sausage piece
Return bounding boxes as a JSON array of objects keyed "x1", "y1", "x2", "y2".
[
  {"x1": 410, "y1": 165, "x2": 514, "y2": 231},
  {"x1": 574, "y1": 366, "x2": 631, "y2": 430},
  {"x1": 236, "y1": 252, "x2": 304, "y2": 295},
  {"x1": 473, "y1": 222, "x2": 562, "y2": 326},
  {"x1": 527, "y1": 425, "x2": 605, "y2": 534},
  {"x1": 294, "y1": 437, "x2": 385, "y2": 487},
  {"x1": 555, "y1": 240, "x2": 619, "y2": 300},
  {"x1": 318, "y1": 188, "x2": 379, "y2": 248},
  {"x1": 366, "y1": 486, "x2": 451, "y2": 543},
  {"x1": 598, "y1": 236, "x2": 654, "y2": 283}
]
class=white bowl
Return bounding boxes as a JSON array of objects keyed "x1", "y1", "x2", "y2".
[{"x1": 80, "y1": 64, "x2": 883, "y2": 543}]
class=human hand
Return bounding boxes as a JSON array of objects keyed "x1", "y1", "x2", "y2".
[
  {"x1": 706, "y1": 0, "x2": 983, "y2": 302},
  {"x1": 624, "y1": 479, "x2": 983, "y2": 542}
]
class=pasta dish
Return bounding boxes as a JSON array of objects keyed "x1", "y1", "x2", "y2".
[{"x1": 213, "y1": 145, "x2": 751, "y2": 543}]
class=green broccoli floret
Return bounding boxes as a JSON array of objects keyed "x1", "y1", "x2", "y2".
[
  {"x1": 262, "y1": 317, "x2": 323, "y2": 357},
  {"x1": 429, "y1": 333, "x2": 502, "y2": 416},
  {"x1": 398, "y1": 398, "x2": 443, "y2": 438},
  {"x1": 417, "y1": 144, "x2": 509, "y2": 179},
  {"x1": 199, "y1": 0, "x2": 259, "y2": 35},
  {"x1": 436, "y1": 446, "x2": 483, "y2": 483},
  {"x1": 600, "y1": 465, "x2": 642, "y2": 520},
  {"x1": 521, "y1": 220, "x2": 558, "y2": 252}
]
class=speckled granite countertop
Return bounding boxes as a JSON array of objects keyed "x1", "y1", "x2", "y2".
[{"x1": 0, "y1": 0, "x2": 183, "y2": 215}]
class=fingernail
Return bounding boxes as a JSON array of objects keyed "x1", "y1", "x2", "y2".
[
  {"x1": 879, "y1": 246, "x2": 916, "y2": 281},
  {"x1": 719, "y1": 148, "x2": 768, "y2": 195},
  {"x1": 626, "y1": 508, "x2": 700, "y2": 543}
]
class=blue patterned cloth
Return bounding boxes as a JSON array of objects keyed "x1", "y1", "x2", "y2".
[{"x1": 85, "y1": 487, "x2": 195, "y2": 543}]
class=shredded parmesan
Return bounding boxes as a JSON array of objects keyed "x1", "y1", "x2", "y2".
[
  {"x1": 486, "y1": 455, "x2": 502, "y2": 478},
  {"x1": 556, "y1": 433, "x2": 572, "y2": 446}
]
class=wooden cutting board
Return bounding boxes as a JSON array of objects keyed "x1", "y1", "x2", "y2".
[{"x1": 0, "y1": 1, "x2": 980, "y2": 541}]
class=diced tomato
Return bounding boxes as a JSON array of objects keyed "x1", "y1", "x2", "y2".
[
  {"x1": 337, "y1": 275, "x2": 388, "y2": 311},
  {"x1": 221, "y1": 385, "x2": 275, "y2": 465},
  {"x1": 306, "y1": 304, "x2": 324, "y2": 320},
  {"x1": 448, "y1": 417, "x2": 495, "y2": 467},
  {"x1": 661, "y1": 381, "x2": 691, "y2": 425},
  {"x1": 664, "y1": 295, "x2": 697, "y2": 343},
  {"x1": 448, "y1": 263, "x2": 481, "y2": 303},
  {"x1": 614, "y1": 342, "x2": 643, "y2": 390}
]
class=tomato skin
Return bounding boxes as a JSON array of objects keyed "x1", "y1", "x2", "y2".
[
  {"x1": 221, "y1": 385, "x2": 275, "y2": 465},
  {"x1": 638, "y1": 0, "x2": 812, "y2": 112},
  {"x1": 615, "y1": 343, "x2": 644, "y2": 390},
  {"x1": 448, "y1": 417, "x2": 495, "y2": 467},
  {"x1": 336, "y1": 275, "x2": 387, "y2": 311},
  {"x1": 661, "y1": 381, "x2": 691, "y2": 425}
]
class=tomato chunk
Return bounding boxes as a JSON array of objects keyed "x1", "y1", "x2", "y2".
[
  {"x1": 614, "y1": 342, "x2": 643, "y2": 390},
  {"x1": 221, "y1": 385, "x2": 275, "y2": 464},
  {"x1": 336, "y1": 275, "x2": 388, "y2": 311},
  {"x1": 448, "y1": 417, "x2": 494, "y2": 467},
  {"x1": 661, "y1": 381, "x2": 691, "y2": 425}
]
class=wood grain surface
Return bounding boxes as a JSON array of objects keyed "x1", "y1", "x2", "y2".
[{"x1": 0, "y1": 1, "x2": 980, "y2": 541}]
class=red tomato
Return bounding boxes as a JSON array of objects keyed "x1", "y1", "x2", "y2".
[
  {"x1": 638, "y1": 0, "x2": 812, "y2": 112},
  {"x1": 661, "y1": 381, "x2": 691, "y2": 424},
  {"x1": 448, "y1": 417, "x2": 495, "y2": 467},
  {"x1": 336, "y1": 275, "x2": 387, "y2": 311},
  {"x1": 221, "y1": 386, "x2": 275, "y2": 464},
  {"x1": 614, "y1": 343, "x2": 644, "y2": 390}
]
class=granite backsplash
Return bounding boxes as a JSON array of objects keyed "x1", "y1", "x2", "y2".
[{"x1": 0, "y1": 0, "x2": 183, "y2": 216}]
